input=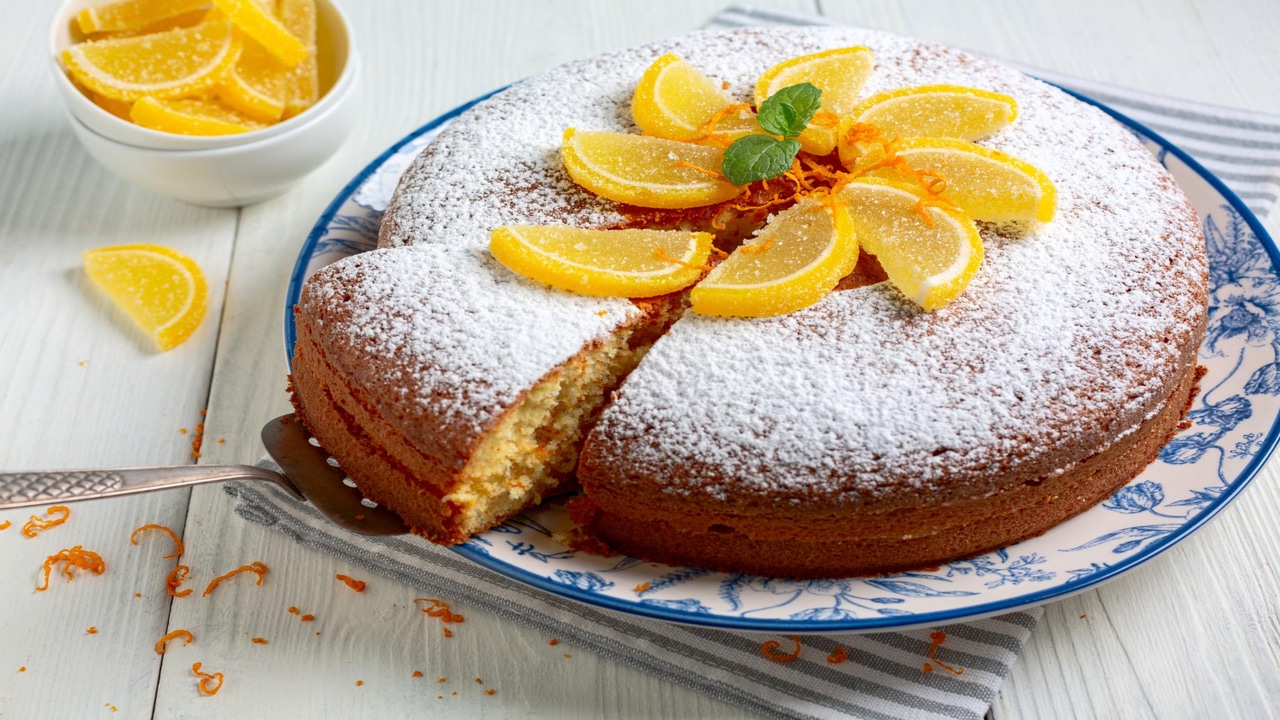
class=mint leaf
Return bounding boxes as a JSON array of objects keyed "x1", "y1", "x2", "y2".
[
  {"x1": 721, "y1": 135, "x2": 802, "y2": 186},
  {"x1": 758, "y1": 82, "x2": 822, "y2": 138}
]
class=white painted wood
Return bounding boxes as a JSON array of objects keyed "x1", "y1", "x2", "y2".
[{"x1": 4, "y1": 0, "x2": 1280, "y2": 718}]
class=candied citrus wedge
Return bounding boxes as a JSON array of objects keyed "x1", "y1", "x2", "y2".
[
  {"x1": 76, "y1": 0, "x2": 210, "y2": 34},
  {"x1": 754, "y1": 46, "x2": 875, "y2": 156},
  {"x1": 562, "y1": 128, "x2": 742, "y2": 209},
  {"x1": 690, "y1": 197, "x2": 857, "y2": 317},
  {"x1": 131, "y1": 96, "x2": 260, "y2": 135},
  {"x1": 490, "y1": 226, "x2": 713, "y2": 298},
  {"x1": 837, "y1": 84, "x2": 1018, "y2": 164},
  {"x1": 632, "y1": 53, "x2": 757, "y2": 144},
  {"x1": 217, "y1": 32, "x2": 289, "y2": 121},
  {"x1": 212, "y1": 0, "x2": 308, "y2": 66},
  {"x1": 83, "y1": 244, "x2": 209, "y2": 351},
  {"x1": 838, "y1": 178, "x2": 983, "y2": 310},
  {"x1": 277, "y1": 0, "x2": 319, "y2": 117},
  {"x1": 62, "y1": 20, "x2": 240, "y2": 101},
  {"x1": 874, "y1": 137, "x2": 1057, "y2": 223}
]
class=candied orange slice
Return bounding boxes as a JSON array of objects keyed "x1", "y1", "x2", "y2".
[
  {"x1": 131, "y1": 96, "x2": 260, "y2": 135},
  {"x1": 212, "y1": 0, "x2": 308, "y2": 67},
  {"x1": 754, "y1": 47, "x2": 875, "y2": 156},
  {"x1": 217, "y1": 32, "x2": 289, "y2": 121},
  {"x1": 632, "y1": 53, "x2": 757, "y2": 144},
  {"x1": 83, "y1": 244, "x2": 209, "y2": 351},
  {"x1": 690, "y1": 197, "x2": 857, "y2": 317},
  {"x1": 76, "y1": 0, "x2": 210, "y2": 34},
  {"x1": 838, "y1": 178, "x2": 983, "y2": 310},
  {"x1": 62, "y1": 20, "x2": 240, "y2": 101},
  {"x1": 277, "y1": 0, "x2": 319, "y2": 117},
  {"x1": 561, "y1": 129, "x2": 742, "y2": 209},
  {"x1": 874, "y1": 137, "x2": 1056, "y2": 223},
  {"x1": 490, "y1": 226, "x2": 713, "y2": 298},
  {"x1": 838, "y1": 85, "x2": 1018, "y2": 164}
]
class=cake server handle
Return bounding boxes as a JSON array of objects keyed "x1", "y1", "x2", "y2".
[{"x1": 0, "y1": 464, "x2": 304, "y2": 512}]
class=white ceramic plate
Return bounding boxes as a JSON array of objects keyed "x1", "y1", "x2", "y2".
[{"x1": 285, "y1": 87, "x2": 1280, "y2": 632}]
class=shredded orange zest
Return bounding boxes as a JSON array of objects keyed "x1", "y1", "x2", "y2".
[
  {"x1": 288, "y1": 606, "x2": 300, "y2": 615},
  {"x1": 202, "y1": 561, "x2": 268, "y2": 597},
  {"x1": 191, "y1": 422, "x2": 205, "y2": 459},
  {"x1": 415, "y1": 598, "x2": 465, "y2": 624},
  {"x1": 19, "y1": 666, "x2": 26, "y2": 672},
  {"x1": 22, "y1": 506, "x2": 71, "y2": 538},
  {"x1": 335, "y1": 573, "x2": 366, "y2": 592},
  {"x1": 356, "y1": 680, "x2": 364, "y2": 686},
  {"x1": 438, "y1": 677, "x2": 447, "y2": 683},
  {"x1": 300, "y1": 614, "x2": 315, "y2": 622},
  {"x1": 838, "y1": 122, "x2": 958, "y2": 225},
  {"x1": 130, "y1": 524, "x2": 184, "y2": 558},
  {"x1": 36, "y1": 545, "x2": 106, "y2": 591},
  {"x1": 923, "y1": 631, "x2": 965, "y2": 675},
  {"x1": 653, "y1": 247, "x2": 713, "y2": 272},
  {"x1": 760, "y1": 635, "x2": 802, "y2": 663},
  {"x1": 192, "y1": 662, "x2": 224, "y2": 696},
  {"x1": 155, "y1": 629, "x2": 194, "y2": 655},
  {"x1": 826, "y1": 646, "x2": 848, "y2": 664},
  {"x1": 412, "y1": 671, "x2": 424, "y2": 678},
  {"x1": 0, "y1": 520, "x2": 11, "y2": 531},
  {"x1": 670, "y1": 160, "x2": 729, "y2": 183},
  {"x1": 549, "y1": 638, "x2": 559, "y2": 646},
  {"x1": 692, "y1": 101, "x2": 754, "y2": 148},
  {"x1": 87, "y1": 626, "x2": 99, "y2": 634},
  {"x1": 634, "y1": 582, "x2": 651, "y2": 593},
  {"x1": 252, "y1": 637, "x2": 268, "y2": 644},
  {"x1": 442, "y1": 628, "x2": 454, "y2": 638},
  {"x1": 810, "y1": 111, "x2": 841, "y2": 129},
  {"x1": 167, "y1": 565, "x2": 193, "y2": 597}
]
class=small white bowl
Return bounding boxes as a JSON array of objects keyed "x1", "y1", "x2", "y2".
[{"x1": 49, "y1": 0, "x2": 362, "y2": 206}]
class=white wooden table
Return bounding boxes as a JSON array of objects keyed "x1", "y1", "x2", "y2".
[{"x1": 3, "y1": 1, "x2": 1279, "y2": 718}]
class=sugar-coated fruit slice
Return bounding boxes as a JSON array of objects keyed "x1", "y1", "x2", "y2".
[
  {"x1": 62, "y1": 20, "x2": 240, "y2": 101},
  {"x1": 631, "y1": 53, "x2": 757, "y2": 144},
  {"x1": 561, "y1": 128, "x2": 742, "y2": 209},
  {"x1": 754, "y1": 46, "x2": 875, "y2": 156},
  {"x1": 837, "y1": 84, "x2": 1018, "y2": 165},
  {"x1": 83, "y1": 243, "x2": 209, "y2": 351}
]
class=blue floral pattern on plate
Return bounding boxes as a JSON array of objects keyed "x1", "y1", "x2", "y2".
[{"x1": 284, "y1": 91, "x2": 1280, "y2": 633}]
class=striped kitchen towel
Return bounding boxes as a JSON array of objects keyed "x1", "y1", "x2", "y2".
[{"x1": 223, "y1": 7, "x2": 1280, "y2": 720}]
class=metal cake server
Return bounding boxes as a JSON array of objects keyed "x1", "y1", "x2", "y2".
[{"x1": 0, "y1": 415, "x2": 408, "y2": 536}]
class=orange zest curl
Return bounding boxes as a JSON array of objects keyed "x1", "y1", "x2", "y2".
[
  {"x1": 653, "y1": 247, "x2": 713, "y2": 272},
  {"x1": 692, "y1": 102, "x2": 753, "y2": 148},
  {"x1": 335, "y1": 573, "x2": 366, "y2": 592},
  {"x1": 192, "y1": 662, "x2": 224, "y2": 696},
  {"x1": 810, "y1": 111, "x2": 841, "y2": 129},
  {"x1": 0, "y1": 520, "x2": 11, "y2": 531},
  {"x1": 130, "y1": 524, "x2": 184, "y2": 559},
  {"x1": 202, "y1": 561, "x2": 269, "y2": 597},
  {"x1": 839, "y1": 122, "x2": 959, "y2": 226},
  {"x1": 155, "y1": 629, "x2": 194, "y2": 655},
  {"x1": 760, "y1": 635, "x2": 802, "y2": 663},
  {"x1": 415, "y1": 598, "x2": 465, "y2": 637},
  {"x1": 36, "y1": 545, "x2": 105, "y2": 591},
  {"x1": 922, "y1": 631, "x2": 965, "y2": 675},
  {"x1": 22, "y1": 506, "x2": 71, "y2": 538},
  {"x1": 826, "y1": 646, "x2": 848, "y2": 664},
  {"x1": 670, "y1": 160, "x2": 729, "y2": 183},
  {"x1": 166, "y1": 565, "x2": 193, "y2": 598}
]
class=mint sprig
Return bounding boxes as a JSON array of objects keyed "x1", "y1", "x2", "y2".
[{"x1": 721, "y1": 82, "x2": 822, "y2": 186}]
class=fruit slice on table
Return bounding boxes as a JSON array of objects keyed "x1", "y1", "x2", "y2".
[
  {"x1": 754, "y1": 46, "x2": 875, "y2": 156},
  {"x1": 838, "y1": 178, "x2": 983, "y2": 310},
  {"x1": 562, "y1": 129, "x2": 742, "y2": 209},
  {"x1": 632, "y1": 53, "x2": 757, "y2": 144},
  {"x1": 490, "y1": 226, "x2": 714, "y2": 298},
  {"x1": 277, "y1": 0, "x2": 319, "y2": 117},
  {"x1": 217, "y1": 32, "x2": 289, "y2": 121},
  {"x1": 62, "y1": 20, "x2": 240, "y2": 101},
  {"x1": 837, "y1": 84, "x2": 1018, "y2": 164},
  {"x1": 83, "y1": 244, "x2": 209, "y2": 351},
  {"x1": 131, "y1": 97, "x2": 261, "y2": 135},
  {"x1": 76, "y1": 0, "x2": 210, "y2": 34},
  {"x1": 690, "y1": 197, "x2": 857, "y2": 317},
  {"x1": 871, "y1": 137, "x2": 1056, "y2": 223},
  {"x1": 212, "y1": 0, "x2": 308, "y2": 66}
]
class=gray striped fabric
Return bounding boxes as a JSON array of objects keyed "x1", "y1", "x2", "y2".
[{"x1": 225, "y1": 7, "x2": 1280, "y2": 719}]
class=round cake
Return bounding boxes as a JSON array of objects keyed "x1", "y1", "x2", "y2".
[{"x1": 290, "y1": 26, "x2": 1208, "y2": 577}]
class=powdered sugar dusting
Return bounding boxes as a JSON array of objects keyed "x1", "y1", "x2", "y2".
[{"x1": 320, "y1": 26, "x2": 1205, "y2": 502}]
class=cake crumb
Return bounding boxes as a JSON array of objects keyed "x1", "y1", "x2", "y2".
[
  {"x1": 1080, "y1": 614, "x2": 1087, "y2": 619},
  {"x1": 179, "y1": 428, "x2": 187, "y2": 435},
  {"x1": 548, "y1": 638, "x2": 559, "y2": 646},
  {"x1": 134, "y1": 592, "x2": 141, "y2": 598},
  {"x1": 87, "y1": 626, "x2": 98, "y2": 634},
  {"x1": 633, "y1": 582, "x2": 650, "y2": 593},
  {"x1": 79, "y1": 360, "x2": 88, "y2": 367},
  {"x1": 301, "y1": 614, "x2": 315, "y2": 622},
  {"x1": 475, "y1": 678, "x2": 483, "y2": 685},
  {"x1": 356, "y1": 680, "x2": 364, "y2": 687},
  {"x1": 412, "y1": 671, "x2": 423, "y2": 678},
  {"x1": 486, "y1": 688, "x2": 497, "y2": 696},
  {"x1": 18, "y1": 666, "x2": 26, "y2": 672},
  {"x1": 563, "y1": 653, "x2": 571, "y2": 659},
  {"x1": 438, "y1": 677, "x2": 447, "y2": 683},
  {"x1": 252, "y1": 637, "x2": 268, "y2": 644}
]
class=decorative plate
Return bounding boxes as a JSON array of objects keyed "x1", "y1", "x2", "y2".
[{"x1": 285, "y1": 88, "x2": 1280, "y2": 632}]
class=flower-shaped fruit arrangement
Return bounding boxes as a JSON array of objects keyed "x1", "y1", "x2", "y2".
[
  {"x1": 490, "y1": 47, "x2": 1056, "y2": 315},
  {"x1": 63, "y1": 0, "x2": 319, "y2": 135}
]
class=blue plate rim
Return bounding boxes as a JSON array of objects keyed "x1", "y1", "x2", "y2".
[{"x1": 284, "y1": 85, "x2": 1280, "y2": 633}]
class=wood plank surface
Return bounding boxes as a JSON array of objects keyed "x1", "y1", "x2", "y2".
[{"x1": 2, "y1": 0, "x2": 1279, "y2": 719}]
